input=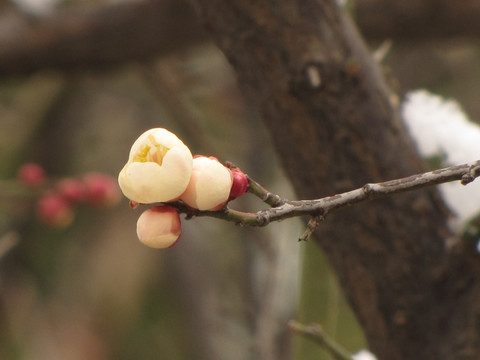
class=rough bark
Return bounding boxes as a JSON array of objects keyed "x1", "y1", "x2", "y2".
[{"x1": 188, "y1": 1, "x2": 480, "y2": 360}]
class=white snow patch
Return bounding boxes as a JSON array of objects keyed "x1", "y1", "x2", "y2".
[
  {"x1": 402, "y1": 89, "x2": 480, "y2": 223},
  {"x1": 351, "y1": 349, "x2": 377, "y2": 360}
]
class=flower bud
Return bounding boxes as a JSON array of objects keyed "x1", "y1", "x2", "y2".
[
  {"x1": 136, "y1": 206, "x2": 181, "y2": 248},
  {"x1": 118, "y1": 128, "x2": 193, "y2": 204},
  {"x1": 56, "y1": 178, "x2": 86, "y2": 204},
  {"x1": 36, "y1": 192, "x2": 74, "y2": 228},
  {"x1": 180, "y1": 156, "x2": 233, "y2": 210},
  {"x1": 229, "y1": 169, "x2": 248, "y2": 199},
  {"x1": 129, "y1": 200, "x2": 140, "y2": 209},
  {"x1": 83, "y1": 173, "x2": 121, "y2": 207},
  {"x1": 17, "y1": 163, "x2": 45, "y2": 187}
]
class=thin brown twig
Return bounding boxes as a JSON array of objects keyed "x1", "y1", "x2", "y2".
[
  {"x1": 288, "y1": 320, "x2": 352, "y2": 360},
  {"x1": 246, "y1": 176, "x2": 286, "y2": 207},
  {"x1": 170, "y1": 160, "x2": 480, "y2": 227}
]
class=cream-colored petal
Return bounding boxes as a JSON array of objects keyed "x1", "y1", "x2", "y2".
[
  {"x1": 181, "y1": 157, "x2": 233, "y2": 210},
  {"x1": 118, "y1": 128, "x2": 192, "y2": 203},
  {"x1": 121, "y1": 160, "x2": 188, "y2": 203},
  {"x1": 128, "y1": 128, "x2": 185, "y2": 160}
]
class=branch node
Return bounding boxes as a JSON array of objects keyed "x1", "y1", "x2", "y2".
[
  {"x1": 362, "y1": 183, "x2": 374, "y2": 194},
  {"x1": 461, "y1": 164, "x2": 480, "y2": 185},
  {"x1": 461, "y1": 173, "x2": 473, "y2": 185},
  {"x1": 247, "y1": 176, "x2": 286, "y2": 207},
  {"x1": 256, "y1": 211, "x2": 270, "y2": 226},
  {"x1": 184, "y1": 213, "x2": 195, "y2": 220}
]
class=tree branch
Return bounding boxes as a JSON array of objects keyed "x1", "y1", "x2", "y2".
[
  {"x1": 355, "y1": 0, "x2": 480, "y2": 41},
  {"x1": 2, "y1": 0, "x2": 480, "y2": 77},
  {"x1": 288, "y1": 320, "x2": 352, "y2": 360},
  {"x1": 172, "y1": 160, "x2": 480, "y2": 228},
  {"x1": 0, "y1": 0, "x2": 205, "y2": 76}
]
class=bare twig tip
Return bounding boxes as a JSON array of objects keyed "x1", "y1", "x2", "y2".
[{"x1": 299, "y1": 215, "x2": 324, "y2": 241}]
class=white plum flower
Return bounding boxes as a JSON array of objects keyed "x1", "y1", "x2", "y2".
[
  {"x1": 180, "y1": 156, "x2": 233, "y2": 210},
  {"x1": 136, "y1": 206, "x2": 182, "y2": 248},
  {"x1": 118, "y1": 128, "x2": 193, "y2": 204}
]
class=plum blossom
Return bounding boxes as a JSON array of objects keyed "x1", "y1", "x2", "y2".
[
  {"x1": 118, "y1": 128, "x2": 253, "y2": 247},
  {"x1": 56, "y1": 178, "x2": 86, "y2": 203},
  {"x1": 36, "y1": 192, "x2": 74, "y2": 228},
  {"x1": 17, "y1": 163, "x2": 45, "y2": 187},
  {"x1": 118, "y1": 128, "x2": 193, "y2": 204},
  {"x1": 83, "y1": 173, "x2": 121, "y2": 207}
]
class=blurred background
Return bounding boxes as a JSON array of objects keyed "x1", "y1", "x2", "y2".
[{"x1": 1, "y1": 0, "x2": 479, "y2": 359}]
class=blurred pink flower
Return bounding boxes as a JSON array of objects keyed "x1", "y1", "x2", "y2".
[{"x1": 17, "y1": 163, "x2": 46, "y2": 187}]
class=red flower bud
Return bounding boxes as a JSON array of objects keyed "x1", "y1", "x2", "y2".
[
  {"x1": 56, "y1": 178, "x2": 86, "y2": 204},
  {"x1": 36, "y1": 192, "x2": 74, "y2": 228},
  {"x1": 229, "y1": 169, "x2": 248, "y2": 199},
  {"x1": 83, "y1": 173, "x2": 121, "y2": 207},
  {"x1": 17, "y1": 163, "x2": 46, "y2": 187}
]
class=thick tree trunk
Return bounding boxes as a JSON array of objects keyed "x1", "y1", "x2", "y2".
[{"x1": 188, "y1": 1, "x2": 480, "y2": 359}]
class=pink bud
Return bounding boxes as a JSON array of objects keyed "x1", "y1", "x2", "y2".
[
  {"x1": 17, "y1": 163, "x2": 46, "y2": 187},
  {"x1": 56, "y1": 178, "x2": 86, "y2": 204},
  {"x1": 229, "y1": 169, "x2": 248, "y2": 199},
  {"x1": 36, "y1": 192, "x2": 74, "y2": 228},
  {"x1": 136, "y1": 206, "x2": 182, "y2": 249},
  {"x1": 83, "y1": 173, "x2": 121, "y2": 207}
]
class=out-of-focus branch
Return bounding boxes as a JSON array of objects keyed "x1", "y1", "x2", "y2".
[
  {"x1": 0, "y1": 0, "x2": 205, "y2": 76},
  {"x1": 288, "y1": 320, "x2": 352, "y2": 360},
  {"x1": 171, "y1": 160, "x2": 480, "y2": 227},
  {"x1": 355, "y1": 0, "x2": 480, "y2": 41},
  {"x1": 0, "y1": 231, "x2": 19, "y2": 260},
  {"x1": 2, "y1": 0, "x2": 480, "y2": 77}
]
